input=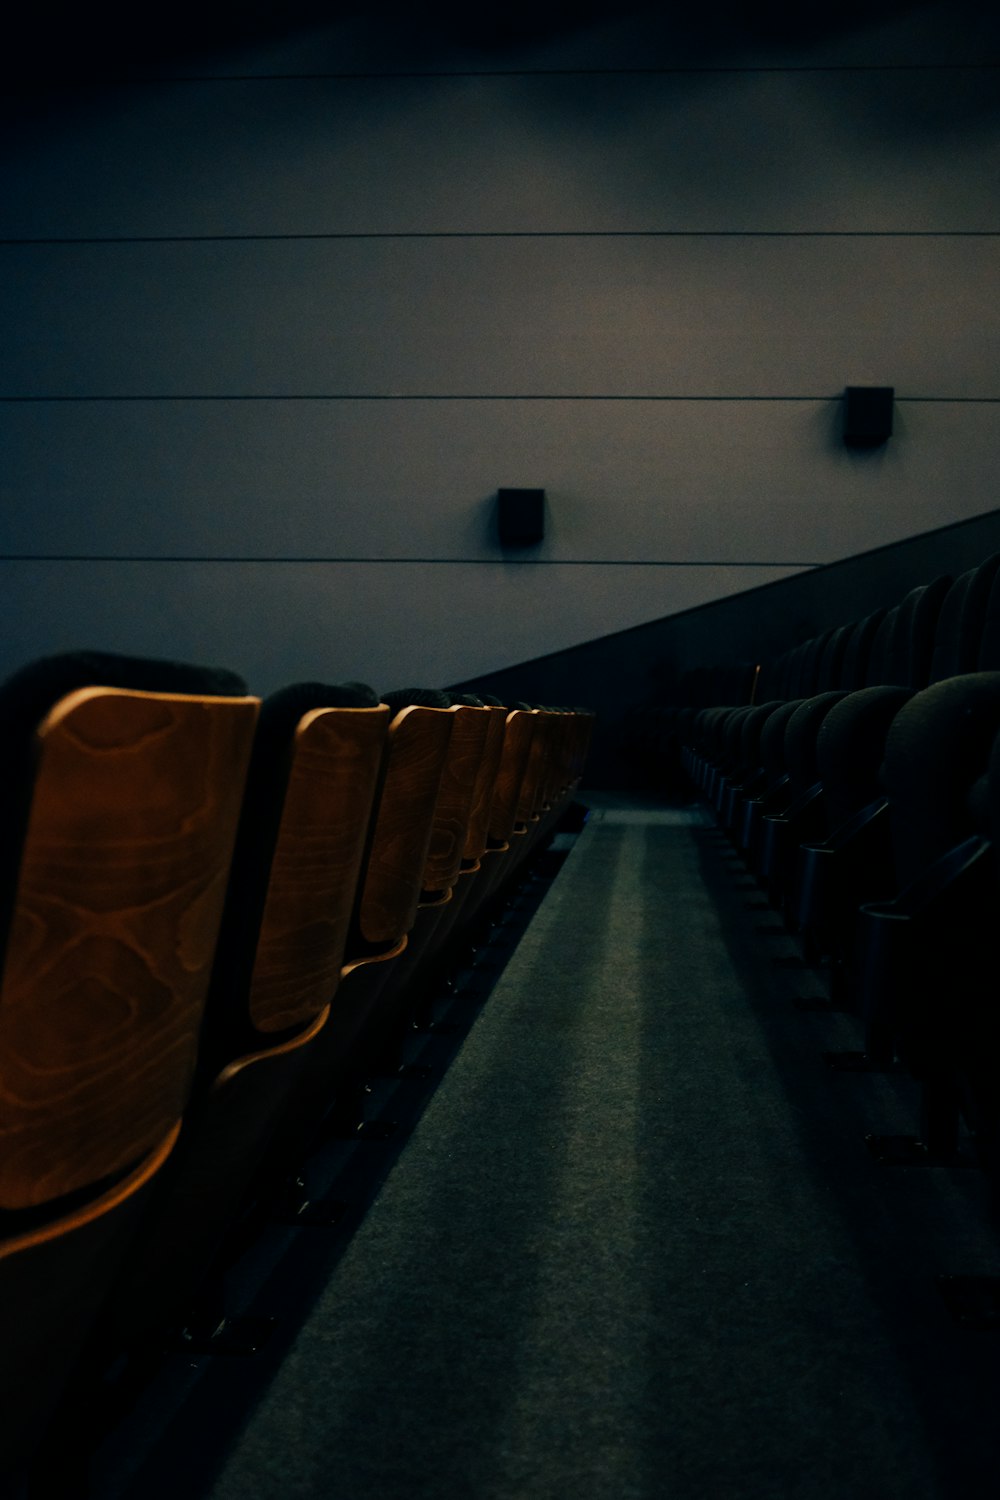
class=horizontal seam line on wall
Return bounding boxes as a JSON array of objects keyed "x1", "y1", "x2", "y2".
[
  {"x1": 4, "y1": 231, "x2": 999, "y2": 245},
  {"x1": 0, "y1": 556, "x2": 821, "y2": 566},
  {"x1": 2, "y1": 394, "x2": 998, "y2": 404},
  {"x1": 18, "y1": 63, "x2": 1000, "y2": 83}
]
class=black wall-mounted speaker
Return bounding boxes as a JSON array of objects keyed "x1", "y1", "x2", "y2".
[
  {"x1": 497, "y1": 488, "x2": 545, "y2": 546},
  {"x1": 843, "y1": 386, "x2": 894, "y2": 447}
]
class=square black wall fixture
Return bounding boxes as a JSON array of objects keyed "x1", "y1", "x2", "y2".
[
  {"x1": 843, "y1": 386, "x2": 894, "y2": 448},
  {"x1": 497, "y1": 488, "x2": 545, "y2": 546}
]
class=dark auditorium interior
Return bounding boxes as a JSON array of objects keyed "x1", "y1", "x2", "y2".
[{"x1": 3, "y1": 1, "x2": 1000, "y2": 1496}]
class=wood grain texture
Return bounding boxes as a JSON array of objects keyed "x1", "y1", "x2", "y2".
[
  {"x1": 355, "y1": 706, "x2": 454, "y2": 948},
  {"x1": 422, "y1": 705, "x2": 492, "y2": 895},
  {"x1": 0, "y1": 688, "x2": 258, "y2": 1209},
  {"x1": 488, "y1": 710, "x2": 537, "y2": 844},
  {"x1": 463, "y1": 705, "x2": 509, "y2": 863},
  {"x1": 247, "y1": 705, "x2": 389, "y2": 1034}
]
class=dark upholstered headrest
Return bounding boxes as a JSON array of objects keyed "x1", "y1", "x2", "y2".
[
  {"x1": 865, "y1": 606, "x2": 899, "y2": 687},
  {"x1": 885, "y1": 674, "x2": 1000, "y2": 879},
  {"x1": 818, "y1": 624, "x2": 851, "y2": 691},
  {"x1": 929, "y1": 571, "x2": 976, "y2": 684},
  {"x1": 888, "y1": 575, "x2": 951, "y2": 688},
  {"x1": 843, "y1": 609, "x2": 887, "y2": 690},
  {"x1": 976, "y1": 557, "x2": 1000, "y2": 670},
  {"x1": 381, "y1": 687, "x2": 452, "y2": 713},
  {"x1": 0, "y1": 649, "x2": 247, "y2": 741}
]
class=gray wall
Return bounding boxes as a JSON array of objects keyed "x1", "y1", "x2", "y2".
[
  {"x1": 2, "y1": 3, "x2": 998, "y2": 693},
  {"x1": 455, "y1": 506, "x2": 1000, "y2": 785}
]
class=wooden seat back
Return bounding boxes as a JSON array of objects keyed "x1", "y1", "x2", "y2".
[
  {"x1": 516, "y1": 710, "x2": 551, "y2": 824},
  {"x1": 421, "y1": 705, "x2": 493, "y2": 896},
  {"x1": 246, "y1": 705, "x2": 390, "y2": 1036},
  {"x1": 542, "y1": 711, "x2": 572, "y2": 806},
  {"x1": 463, "y1": 705, "x2": 509, "y2": 864},
  {"x1": 487, "y1": 710, "x2": 536, "y2": 845},
  {"x1": 92, "y1": 697, "x2": 389, "y2": 1354},
  {"x1": 352, "y1": 706, "x2": 454, "y2": 949},
  {"x1": 0, "y1": 686, "x2": 258, "y2": 1210}
]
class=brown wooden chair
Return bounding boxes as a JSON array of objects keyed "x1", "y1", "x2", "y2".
[
  {"x1": 0, "y1": 652, "x2": 258, "y2": 1487},
  {"x1": 506, "y1": 707, "x2": 560, "y2": 875},
  {"x1": 92, "y1": 684, "x2": 391, "y2": 1350},
  {"x1": 406, "y1": 704, "x2": 594, "y2": 1040},
  {"x1": 268, "y1": 696, "x2": 455, "y2": 1145},
  {"x1": 419, "y1": 700, "x2": 509, "y2": 963},
  {"x1": 351, "y1": 699, "x2": 496, "y2": 1071},
  {"x1": 462, "y1": 706, "x2": 538, "y2": 920},
  {"x1": 541, "y1": 709, "x2": 579, "y2": 826}
]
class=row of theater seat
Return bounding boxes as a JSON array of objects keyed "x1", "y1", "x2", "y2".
[
  {"x1": 0, "y1": 650, "x2": 593, "y2": 1492},
  {"x1": 677, "y1": 552, "x2": 1000, "y2": 1189}
]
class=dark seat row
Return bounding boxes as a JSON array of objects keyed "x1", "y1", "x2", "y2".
[
  {"x1": 676, "y1": 552, "x2": 1000, "y2": 1188},
  {"x1": 0, "y1": 651, "x2": 593, "y2": 1493}
]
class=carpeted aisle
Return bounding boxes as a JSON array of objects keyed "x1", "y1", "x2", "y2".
[{"x1": 199, "y1": 797, "x2": 1000, "y2": 1500}]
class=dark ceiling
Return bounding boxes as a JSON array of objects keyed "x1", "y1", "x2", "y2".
[
  {"x1": 4, "y1": 1, "x2": 996, "y2": 127},
  {"x1": 6, "y1": 1, "x2": 942, "y2": 81}
]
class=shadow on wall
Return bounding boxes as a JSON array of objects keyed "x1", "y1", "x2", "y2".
[
  {"x1": 8, "y1": 0, "x2": 997, "y2": 257},
  {"x1": 451, "y1": 507, "x2": 1000, "y2": 788},
  {"x1": 10, "y1": 0, "x2": 1000, "y2": 113}
]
